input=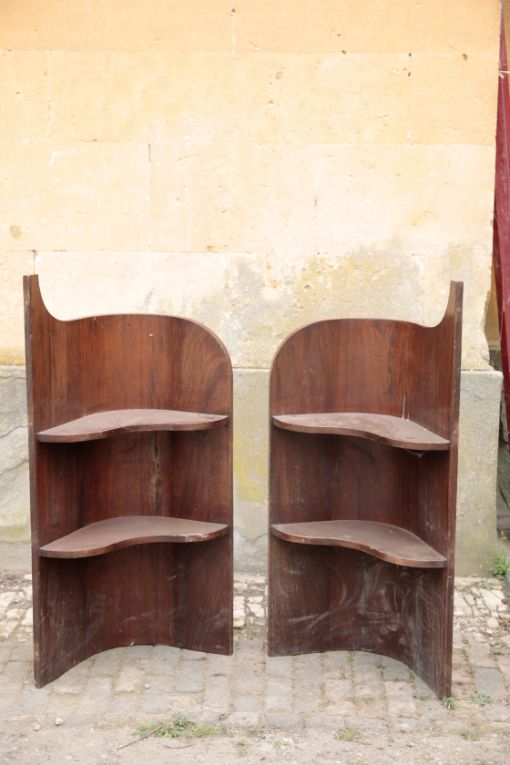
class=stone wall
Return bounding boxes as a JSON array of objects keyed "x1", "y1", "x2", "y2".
[{"x1": 0, "y1": 1, "x2": 503, "y2": 573}]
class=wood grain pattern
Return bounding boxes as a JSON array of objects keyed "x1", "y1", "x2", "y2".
[
  {"x1": 271, "y1": 520, "x2": 446, "y2": 568},
  {"x1": 37, "y1": 408, "x2": 228, "y2": 442},
  {"x1": 268, "y1": 282, "x2": 463, "y2": 699},
  {"x1": 272, "y1": 412, "x2": 449, "y2": 450},
  {"x1": 40, "y1": 516, "x2": 229, "y2": 558},
  {"x1": 24, "y1": 275, "x2": 233, "y2": 687}
]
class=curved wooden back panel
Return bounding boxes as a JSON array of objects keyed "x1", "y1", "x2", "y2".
[
  {"x1": 25, "y1": 275, "x2": 233, "y2": 686},
  {"x1": 26, "y1": 275, "x2": 231, "y2": 427},
  {"x1": 269, "y1": 283, "x2": 462, "y2": 698},
  {"x1": 271, "y1": 282, "x2": 462, "y2": 438}
]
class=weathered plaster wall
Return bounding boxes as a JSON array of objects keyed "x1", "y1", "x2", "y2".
[{"x1": 0, "y1": 1, "x2": 503, "y2": 573}]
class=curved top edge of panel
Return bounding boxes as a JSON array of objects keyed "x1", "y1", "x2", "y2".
[
  {"x1": 269, "y1": 281, "x2": 463, "y2": 371},
  {"x1": 23, "y1": 274, "x2": 232, "y2": 370}
]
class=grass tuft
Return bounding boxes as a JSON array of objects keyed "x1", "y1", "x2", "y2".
[
  {"x1": 334, "y1": 727, "x2": 361, "y2": 742},
  {"x1": 135, "y1": 714, "x2": 221, "y2": 739},
  {"x1": 489, "y1": 545, "x2": 510, "y2": 579}
]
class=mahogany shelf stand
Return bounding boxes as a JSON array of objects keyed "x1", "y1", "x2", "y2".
[
  {"x1": 268, "y1": 282, "x2": 463, "y2": 698},
  {"x1": 24, "y1": 275, "x2": 233, "y2": 687}
]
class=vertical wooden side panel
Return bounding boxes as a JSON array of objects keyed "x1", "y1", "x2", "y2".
[
  {"x1": 268, "y1": 283, "x2": 462, "y2": 697},
  {"x1": 25, "y1": 276, "x2": 88, "y2": 686}
]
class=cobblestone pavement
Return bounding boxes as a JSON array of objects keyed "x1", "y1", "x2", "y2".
[{"x1": 0, "y1": 569, "x2": 509, "y2": 764}]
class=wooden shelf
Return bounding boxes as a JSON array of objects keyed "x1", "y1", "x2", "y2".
[
  {"x1": 271, "y1": 519, "x2": 446, "y2": 568},
  {"x1": 37, "y1": 408, "x2": 229, "y2": 443},
  {"x1": 40, "y1": 515, "x2": 229, "y2": 559},
  {"x1": 272, "y1": 412, "x2": 449, "y2": 451}
]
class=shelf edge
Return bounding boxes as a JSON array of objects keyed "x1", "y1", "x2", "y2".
[
  {"x1": 37, "y1": 409, "x2": 229, "y2": 443},
  {"x1": 270, "y1": 521, "x2": 447, "y2": 569},
  {"x1": 272, "y1": 412, "x2": 450, "y2": 451},
  {"x1": 40, "y1": 516, "x2": 230, "y2": 559}
]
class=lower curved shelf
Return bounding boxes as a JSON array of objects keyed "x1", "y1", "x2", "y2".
[
  {"x1": 40, "y1": 515, "x2": 229, "y2": 559},
  {"x1": 270, "y1": 519, "x2": 446, "y2": 569}
]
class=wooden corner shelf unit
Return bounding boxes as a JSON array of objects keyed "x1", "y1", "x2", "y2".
[
  {"x1": 24, "y1": 275, "x2": 233, "y2": 687},
  {"x1": 268, "y1": 282, "x2": 463, "y2": 698}
]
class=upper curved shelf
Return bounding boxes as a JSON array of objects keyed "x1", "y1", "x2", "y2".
[
  {"x1": 40, "y1": 515, "x2": 229, "y2": 559},
  {"x1": 37, "y1": 408, "x2": 229, "y2": 443},
  {"x1": 271, "y1": 519, "x2": 446, "y2": 568},
  {"x1": 272, "y1": 412, "x2": 449, "y2": 451}
]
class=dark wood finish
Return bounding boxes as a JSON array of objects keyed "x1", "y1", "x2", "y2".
[
  {"x1": 40, "y1": 516, "x2": 229, "y2": 558},
  {"x1": 268, "y1": 282, "x2": 462, "y2": 699},
  {"x1": 271, "y1": 520, "x2": 446, "y2": 568},
  {"x1": 272, "y1": 412, "x2": 449, "y2": 450},
  {"x1": 24, "y1": 275, "x2": 233, "y2": 687},
  {"x1": 37, "y1": 409, "x2": 228, "y2": 442}
]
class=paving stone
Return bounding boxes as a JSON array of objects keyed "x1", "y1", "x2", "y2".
[
  {"x1": 225, "y1": 710, "x2": 261, "y2": 728},
  {"x1": 265, "y1": 655, "x2": 292, "y2": 676},
  {"x1": 234, "y1": 674, "x2": 264, "y2": 695},
  {"x1": 322, "y1": 651, "x2": 351, "y2": 677},
  {"x1": 266, "y1": 677, "x2": 292, "y2": 711},
  {"x1": 174, "y1": 661, "x2": 205, "y2": 693},
  {"x1": 14, "y1": 684, "x2": 51, "y2": 714},
  {"x1": 323, "y1": 699, "x2": 357, "y2": 716},
  {"x1": 114, "y1": 666, "x2": 145, "y2": 693},
  {"x1": 138, "y1": 690, "x2": 174, "y2": 716},
  {"x1": 465, "y1": 640, "x2": 497, "y2": 668},
  {"x1": 180, "y1": 649, "x2": 207, "y2": 661},
  {"x1": 324, "y1": 678, "x2": 353, "y2": 704},
  {"x1": 77, "y1": 676, "x2": 113, "y2": 715},
  {"x1": 89, "y1": 648, "x2": 124, "y2": 675},
  {"x1": 203, "y1": 675, "x2": 231, "y2": 708},
  {"x1": 473, "y1": 666, "x2": 506, "y2": 701},
  {"x1": 294, "y1": 694, "x2": 320, "y2": 713},
  {"x1": 265, "y1": 712, "x2": 304, "y2": 730},
  {"x1": 45, "y1": 692, "x2": 81, "y2": 719},
  {"x1": 207, "y1": 653, "x2": 231, "y2": 674},
  {"x1": 232, "y1": 694, "x2": 263, "y2": 713},
  {"x1": 385, "y1": 680, "x2": 417, "y2": 718},
  {"x1": 152, "y1": 645, "x2": 180, "y2": 661},
  {"x1": 235, "y1": 638, "x2": 264, "y2": 657},
  {"x1": 52, "y1": 681, "x2": 84, "y2": 696},
  {"x1": 380, "y1": 655, "x2": 412, "y2": 682}
]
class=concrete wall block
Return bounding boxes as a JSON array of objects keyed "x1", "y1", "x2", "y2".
[
  {"x1": 408, "y1": 0, "x2": 500, "y2": 54},
  {"x1": 233, "y1": 369, "x2": 269, "y2": 572},
  {"x1": 49, "y1": 52, "x2": 410, "y2": 145},
  {"x1": 0, "y1": 252, "x2": 35, "y2": 365},
  {"x1": 234, "y1": 1, "x2": 499, "y2": 55},
  {"x1": 315, "y1": 145, "x2": 495, "y2": 255},
  {"x1": 409, "y1": 54, "x2": 498, "y2": 145},
  {"x1": 0, "y1": 1, "x2": 233, "y2": 53},
  {"x1": 150, "y1": 142, "x2": 318, "y2": 254},
  {"x1": 0, "y1": 142, "x2": 150, "y2": 251},
  {"x1": 456, "y1": 370, "x2": 502, "y2": 575},
  {"x1": 234, "y1": 1, "x2": 411, "y2": 54},
  {"x1": 0, "y1": 52, "x2": 50, "y2": 141},
  {"x1": 0, "y1": 367, "x2": 29, "y2": 540},
  {"x1": 424, "y1": 245, "x2": 494, "y2": 371}
]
